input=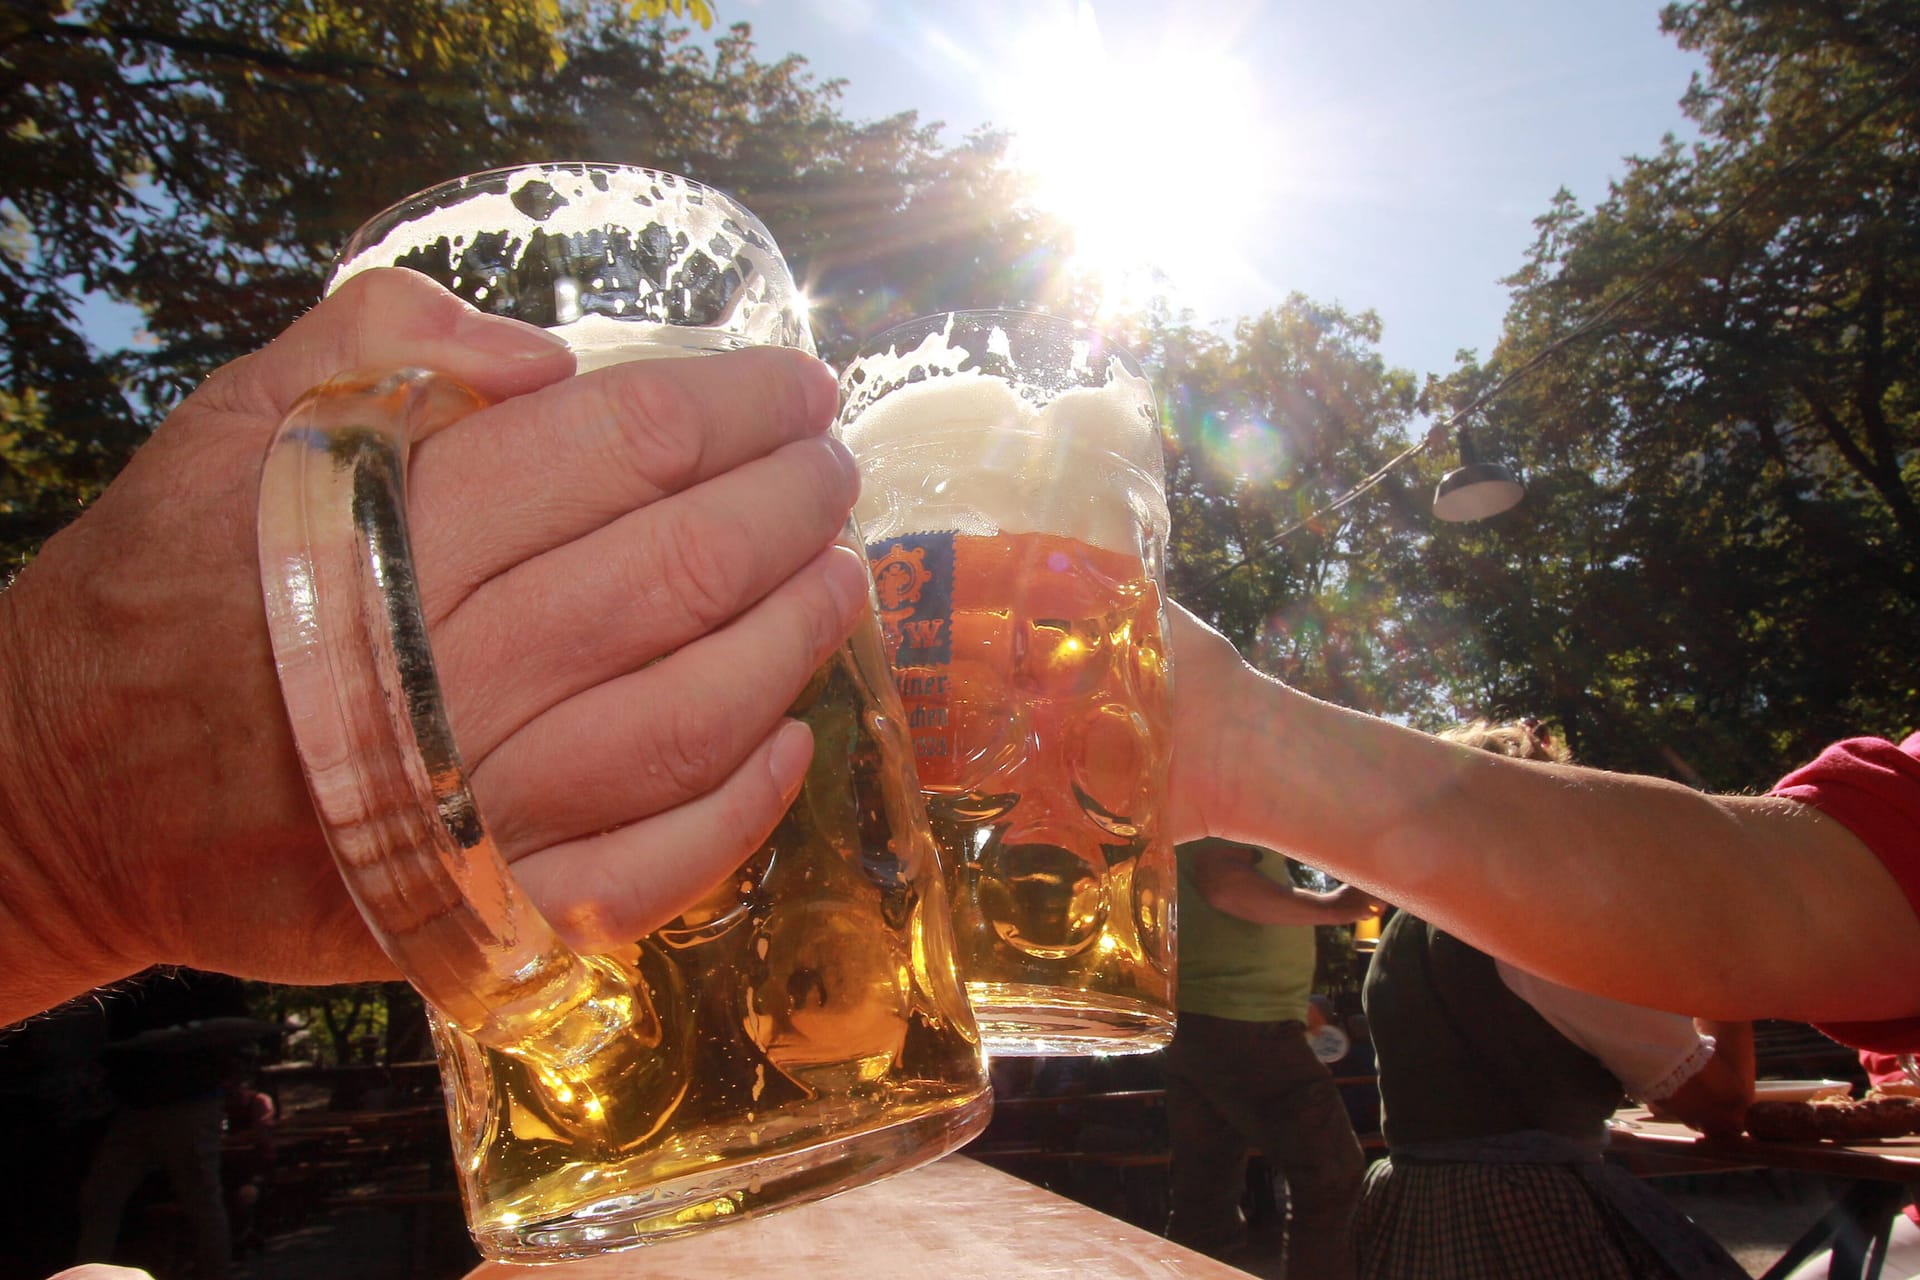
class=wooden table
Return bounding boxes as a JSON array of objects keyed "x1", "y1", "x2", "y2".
[
  {"x1": 463, "y1": 1155, "x2": 1248, "y2": 1278},
  {"x1": 1606, "y1": 1106, "x2": 1920, "y2": 1280}
]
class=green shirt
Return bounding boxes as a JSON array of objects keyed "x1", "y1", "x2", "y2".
[{"x1": 1174, "y1": 839, "x2": 1317, "y2": 1024}]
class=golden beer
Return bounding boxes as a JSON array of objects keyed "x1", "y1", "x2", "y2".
[
  {"x1": 439, "y1": 615, "x2": 988, "y2": 1256},
  {"x1": 268, "y1": 165, "x2": 991, "y2": 1263},
  {"x1": 839, "y1": 311, "x2": 1177, "y2": 1055},
  {"x1": 870, "y1": 528, "x2": 1175, "y2": 1051}
]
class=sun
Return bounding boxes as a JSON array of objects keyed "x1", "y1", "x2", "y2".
[{"x1": 990, "y1": 5, "x2": 1274, "y2": 317}]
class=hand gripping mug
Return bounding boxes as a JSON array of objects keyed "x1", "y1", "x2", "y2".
[
  {"x1": 255, "y1": 164, "x2": 990, "y2": 1261},
  {"x1": 834, "y1": 311, "x2": 1177, "y2": 1056}
]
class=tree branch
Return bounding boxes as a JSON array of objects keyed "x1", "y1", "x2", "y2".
[{"x1": 15, "y1": 16, "x2": 549, "y2": 94}]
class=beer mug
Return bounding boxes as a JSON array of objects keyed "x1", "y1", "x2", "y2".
[
  {"x1": 835, "y1": 310, "x2": 1176, "y2": 1056},
  {"x1": 256, "y1": 164, "x2": 990, "y2": 1261}
]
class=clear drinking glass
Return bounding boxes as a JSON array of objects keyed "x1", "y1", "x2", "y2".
[
  {"x1": 256, "y1": 164, "x2": 990, "y2": 1261},
  {"x1": 835, "y1": 310, "x2": 1177, "y2": 1056}
]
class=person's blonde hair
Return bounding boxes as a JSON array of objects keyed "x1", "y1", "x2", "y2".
[{"x1": 1440, "y1": 717, "x2": 1572, "y2": 764}]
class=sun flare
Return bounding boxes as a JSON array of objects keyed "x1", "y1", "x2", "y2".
[{"x1": 991, "y1": 5, "x2": 1274, "y2": 315}]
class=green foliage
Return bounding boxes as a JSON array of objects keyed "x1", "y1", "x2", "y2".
[
  {"x1": 633, "y1": 0, "x2": 713, "y2": 29},
  {"x1": 246, "y1": 979, "x2": 431, "y2": 1064},
  {"x1": 529, "y1": 17, "x2": 1081, "y2": 363},
  {"x1": 1402, "y1": 0, "x2": 1920, "y2": 783},
  {"x1": 2, "y1": 0, "x2": 582, "y2": 564},
  {"x1": 249, "y1": 981, "x2": 388, "y2": 1064},
  {"x1": 1154, "y1": 0, "x2": 1918, "y2": 788},
  {"x1": 0, "y1": 385, "x2": 102, "y2": 580},
  {"x1": 1147, "y1": 295, "x2": 1429, "y2": 716}
]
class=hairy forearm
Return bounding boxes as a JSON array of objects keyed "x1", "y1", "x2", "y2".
[
  {"x1": 0, "y1": 830, "x2": 136, "y2": 1026},
  {"x1": 0, "y1": 589, "x2": 144, "y2": 1025},
  {"x1": 1206, "y1": 672, "x2": 1920, "y2": 1025}
]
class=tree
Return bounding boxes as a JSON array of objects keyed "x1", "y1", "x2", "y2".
[
  {"x1": 1145, "y1": 295, "x2": 1429, "y2": 717},
  {"x1": 527, "y1": 18, "x2": 1080, "y2": 363},
  {"x1": 1395, "y1": 0, "x2": 1920, "y2": 784},
  {"x1": 2, "y1": 0, "x2": 586, "y2": 569}
]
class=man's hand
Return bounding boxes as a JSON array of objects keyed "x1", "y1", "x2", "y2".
[{"x1": 0, "y1": 269, "x2": 864, "y2": 1020}]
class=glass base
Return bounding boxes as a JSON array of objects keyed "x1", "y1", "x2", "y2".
[
  {"x1": 470, "y1": 1088, "x2": 993, "y2": 1262},
  {"x1": 969, "y1": 983, "x2": 1174, "y2": 1056}
]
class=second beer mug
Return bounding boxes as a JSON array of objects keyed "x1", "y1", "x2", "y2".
[
  {"x1": 256, "y1": 165, "x2": 990, "y2": 1261},
  {"x1": 836, "y1": 310, "x2": 1178, "y2": 1055}
]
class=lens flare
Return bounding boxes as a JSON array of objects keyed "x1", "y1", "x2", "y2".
[{"x1": 989, "y1": 4, "x2": 1274, "y2": 314}]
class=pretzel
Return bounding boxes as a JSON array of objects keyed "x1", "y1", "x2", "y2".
[{"x1": 1745, "y1": 1094, "x2": 1920, "y2": 1142}]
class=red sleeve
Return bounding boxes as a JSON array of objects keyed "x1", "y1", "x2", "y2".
[
  {"x1": 1858, "y1": 1051, "x2": 1911, "y2": 1089},
  {"x1": 1771, "y1": 733, "x2": 1920, "y2": 1053}
]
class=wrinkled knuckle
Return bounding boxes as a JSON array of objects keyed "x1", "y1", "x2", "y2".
[
  {"x1": 337, "y1": 267, "x2": 455, "y2": 338},
  {"x1": 758, "y1": 348, "x2": 825, "y2": 434},
  {"x1": 647, "y1": 511, "x2": 751, "y2": 632},
  {"x1": 640, "y1": 700, "x2": 730, "y2": 800},
  {"x1": 793, "y1": 565, "x2": 852, "y2": 666},
  {"x1": 601, "y1": 367, "x2": 707, "y2": 494}
]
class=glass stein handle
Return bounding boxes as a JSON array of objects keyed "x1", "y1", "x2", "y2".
[{"x1": 257, "y1": 368, "x2": 644, "y2": 1067}]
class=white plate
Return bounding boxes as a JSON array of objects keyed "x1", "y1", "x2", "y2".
[{"x1": 1753, "y1": 1079, "x2": 1853, "y2": 1102}]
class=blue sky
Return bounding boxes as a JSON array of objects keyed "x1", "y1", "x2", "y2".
[{"x1": 717, "y1": 0, "x2": 1706, "y2": 380}]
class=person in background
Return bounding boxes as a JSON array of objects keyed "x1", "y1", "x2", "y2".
[
  {"x1": 220, "y1": 1057, "x2": 276, "y2": 1257},
  {"x1": 1164, "y1": 605, "x2": 1920, "y2": 1050},
  {"x1": 1354, "y1": 719, "x2": 1754, "y2": 1279},
  {"x1": 1164, "y1": 836, "x2": 1383, "y2": 1279},
  {"x1": 73, "y1": 972, "x2": 256, "y2": 1280}
]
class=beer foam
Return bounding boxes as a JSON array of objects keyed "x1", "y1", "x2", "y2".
[
  {"x1": 551, "y1": 313, "x2": 746, "y2": 370},
  {"x1": 328, "y1": 164, "x2": 811, "y2": 351},
  {"x1": 842, "y1": 367, "x2": 1038, "y2": 454},
  {"x1": 839, "y1": 317, "x2": 1168, "y2": 549}
]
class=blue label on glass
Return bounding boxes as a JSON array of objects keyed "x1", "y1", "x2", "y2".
[{"x1": 867, "y1": 531, "x2": 955, "y2": 667}]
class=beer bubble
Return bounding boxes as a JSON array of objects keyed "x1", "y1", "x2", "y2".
[
  {"x1": 755, "y1": 897, "x2": 910, "y2": 1085},
  {"x1": 976, "y1": 841, "x2": 1110, "y2": 959},
  {"x1": 1129, "y1": 856, "x2": 1175, "y2": 978},
  {"x1": 1070, "y1": 702, "x2": 1155, "y2": 839}
]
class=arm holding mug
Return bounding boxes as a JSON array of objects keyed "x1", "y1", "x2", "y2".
[
  {"x1": 1166, "y1": 603, "x2": 1920, "y2": 1035},
  {"x1": 0, "y1": 270, "x2": 866, "y2": 1025}
]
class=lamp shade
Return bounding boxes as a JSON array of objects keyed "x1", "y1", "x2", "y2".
[{"x1": 1432, "y1": 426, "x2": 1524, "y2": 522}]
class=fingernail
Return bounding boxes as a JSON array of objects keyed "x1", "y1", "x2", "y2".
[
  {"x1": 453, "y1": 309, "x2": 574, "y2": 362},
  {"x1": 821, "y1": 545, "x2": 871, "y2": 623},
  {"x1": 823, "y1": 435, "x2": 859, "y2": 491},
  {"x1": 767, "y1": 720, "x2": 815, "y2": 797},
  {"x1": 798, "y1": 355, "x2": 841, "y2": 433}
]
